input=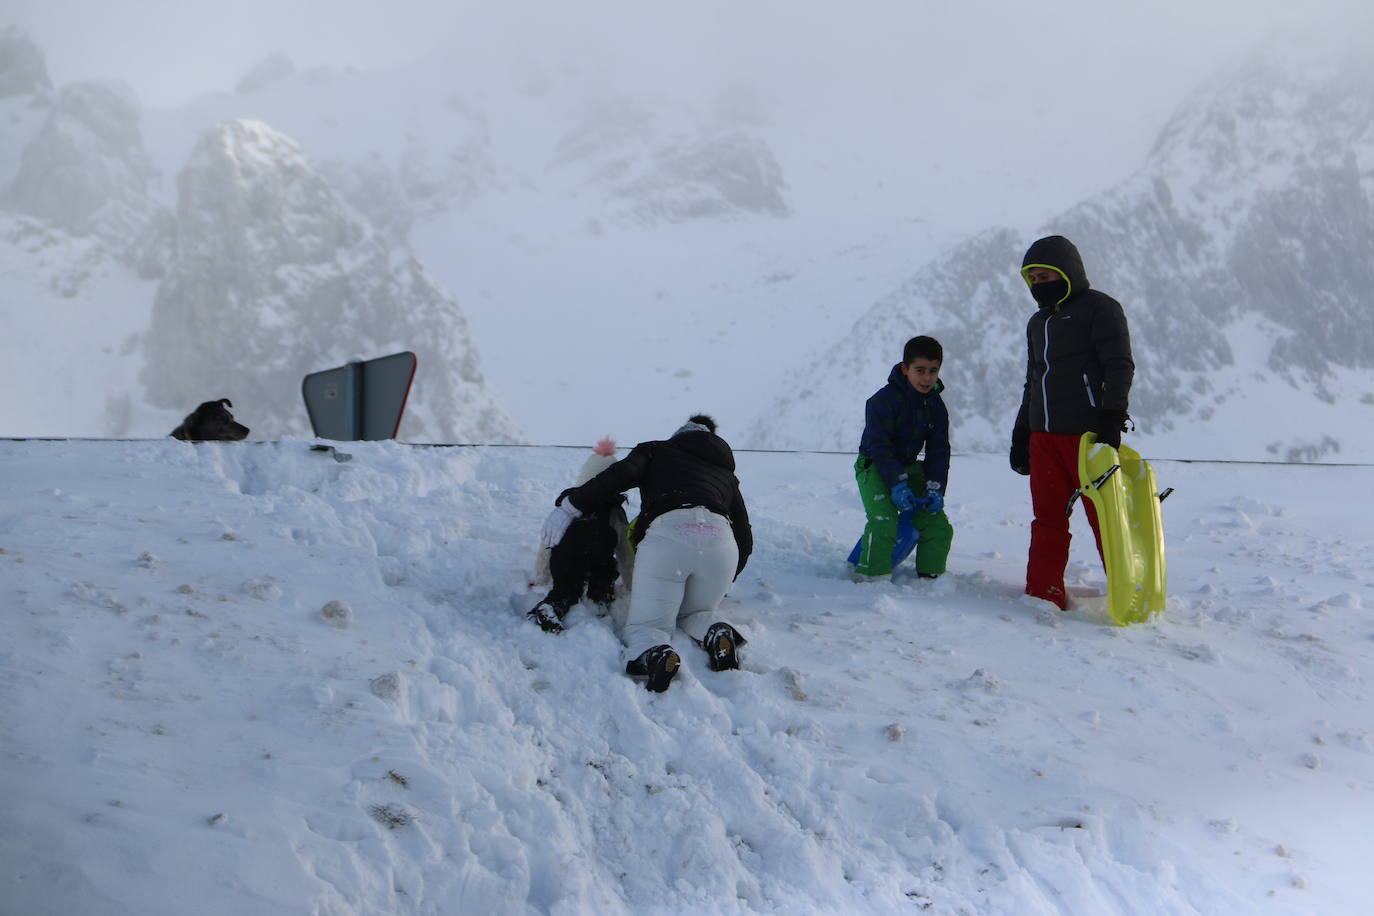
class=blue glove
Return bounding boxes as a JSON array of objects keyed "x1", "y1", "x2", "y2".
[
  {"x1": 890, "y1": 480, "x2": 918, "y2": 512},
  {"x1": 920, "y1": 481, "x2": 944, "y2": 514}
]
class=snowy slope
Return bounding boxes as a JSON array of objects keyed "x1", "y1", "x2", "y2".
[
  {"x1": 0, "y1": 213, "x2": 172, "y2": 436},
  {"x1": 2, "y1": 439, "x2": 1371, "y2": 914}
]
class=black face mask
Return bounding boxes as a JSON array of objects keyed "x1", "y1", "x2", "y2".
[{"x1": 1030, "y1": 278, "x2": 1069, "y2": 308}]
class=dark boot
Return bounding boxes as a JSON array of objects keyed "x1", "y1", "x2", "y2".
[
  {"x1": 527, "y1": 599, "x2": 568, "y2": 634},
  {"x1": 625, "y1": 645, "x2": 680, "y2": 692},
  {"x1": 700, "y1": 622, "x2": 744, "y2": 672}
]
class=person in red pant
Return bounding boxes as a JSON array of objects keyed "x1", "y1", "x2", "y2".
[{"x1": 1009, "y1": 235, "x2": 1135, "y2": 610}]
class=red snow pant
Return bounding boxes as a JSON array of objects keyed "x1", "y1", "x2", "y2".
[{"x1": 1026, "y1": 432, "x2": 1104, "y2": 609}]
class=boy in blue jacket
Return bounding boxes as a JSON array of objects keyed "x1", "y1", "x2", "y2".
[{"x1": 850, "y1": 335, "x2": 954, "y2": 579}]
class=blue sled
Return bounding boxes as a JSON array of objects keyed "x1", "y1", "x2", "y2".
[{"x1": 847, "y1": 511, "x2": 918, "y2": 571}]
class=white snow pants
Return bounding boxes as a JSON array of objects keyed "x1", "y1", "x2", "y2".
[{"x1": 619, "y1": 507, "x2": 738, "y2": 662}]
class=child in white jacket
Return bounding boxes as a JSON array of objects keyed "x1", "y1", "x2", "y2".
[{"x1": 528, "y1": 438, "x2": 632, "y2": 633}]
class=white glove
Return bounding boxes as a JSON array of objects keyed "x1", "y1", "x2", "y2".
[{"x1": 540, "y1": 502, "x2": 582, "y2": 548}]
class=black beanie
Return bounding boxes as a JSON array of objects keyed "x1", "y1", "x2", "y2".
[{"x1": 688, "y1": 414, "x2": 717, "y2": 433}]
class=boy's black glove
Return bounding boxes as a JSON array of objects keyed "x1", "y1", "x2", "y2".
[
  {"x1": 1009, "y1": 427, "x2": 1030, "y2": 476},
  {"x1": 1094, "y1": 408, "x2": 1129, "y2": 449}
]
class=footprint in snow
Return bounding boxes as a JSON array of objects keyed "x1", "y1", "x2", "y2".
[{"x1": 1175, "y1": 643, "x2": 1222, "y2": 664}]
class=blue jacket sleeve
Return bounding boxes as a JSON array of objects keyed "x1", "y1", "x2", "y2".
[
  {"x1": 860, "y1": 391, "x2": 905, "y2": 489},
  {"x1": 922, "y1": 400, "x2": 951, "y2": 492}
]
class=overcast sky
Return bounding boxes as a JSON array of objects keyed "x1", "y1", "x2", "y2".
[
  {"x1": 4, "y1": 0, "x2": 1367, "y2": 230},
  {"x1": 7, "y1": 0, "x2": 1361, "y2": 107}
]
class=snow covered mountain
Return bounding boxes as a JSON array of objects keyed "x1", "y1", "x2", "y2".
[
  {"x1": 3, "y1": 22, "x2": 1372, "y2": 457},
  {"x1": 4, "y1": 78, "x2": 163, "y2": 271},
  {"x1": 0, "y1": 29, "x2": 519, "y2": 442},
  {"x1": 139, "y1": 119, "x2": 519, "y2": 442},
  {"x1": 751, "y1": 42, "x2": 1374, "y2": 463}
]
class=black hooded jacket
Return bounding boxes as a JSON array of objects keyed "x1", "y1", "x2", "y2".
[
  {"x1": 1013, "y1": 235, "x2": 1134, "y2": 437},
  {"x1": 561, "y1": 428, "x2": 753, "y2": 577}
]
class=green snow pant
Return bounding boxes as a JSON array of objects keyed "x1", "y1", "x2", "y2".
[{"x1": 853, "y1": 456, "x2": 954, "y2": 577}]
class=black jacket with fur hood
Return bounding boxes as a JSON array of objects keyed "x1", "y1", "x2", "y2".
[
  {"x1": 561, "y1": 422, "x2": 753, "y2": 578},
  {"x1": 1013, "y1": 235, "x2": 1135, "y2": 437}
]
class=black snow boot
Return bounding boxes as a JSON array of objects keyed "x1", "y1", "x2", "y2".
[
  {"x1": 700, "y1": 622, "x2": 745, "y2": 672},
  {"x1": 625, "y1": 645, "x2": 680, "y2": 693},
  {"x1": 527, "y1": 600, "x2": 567, "y2": 634}
]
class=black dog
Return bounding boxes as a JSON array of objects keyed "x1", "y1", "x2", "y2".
[{"x1": 170, "y1": 399, "x2": 250, "y2": 441}]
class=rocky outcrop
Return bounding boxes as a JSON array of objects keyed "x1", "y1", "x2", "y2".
[
  {"x1": 235, "y1": 51, "x2": 296, "y2": 95},
  {"x1": 141, "y1": 119, "x2": 522, "y2": 442},
  {"x1": 4, "y1": 79, "x2": 166, "y2": 272},
  {"x1": 0, "y1": 25, "x2": 51, "y2": 98},
  {"x1": 555, "y1": 102, "x2": 791, "y2": 225}
]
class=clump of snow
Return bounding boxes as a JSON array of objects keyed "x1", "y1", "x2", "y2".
[{"x1": 320, "y1": 599, "x2": 353, "y2": 628}]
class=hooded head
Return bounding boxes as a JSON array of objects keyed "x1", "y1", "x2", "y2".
[{"x1": 1020, "y1": 235, "x2": 1090, "y2": 308}]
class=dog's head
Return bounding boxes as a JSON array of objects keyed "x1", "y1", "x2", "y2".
[{"x1": 171, "y1": 399, "x2": 250, "y2": 441}]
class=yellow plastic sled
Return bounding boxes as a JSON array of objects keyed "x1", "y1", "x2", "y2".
[{"x1": 1071, "y1": 433, "x2": 1168, "y2": 625}]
